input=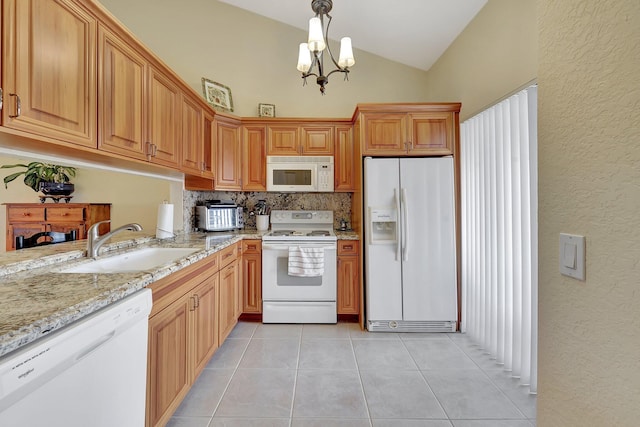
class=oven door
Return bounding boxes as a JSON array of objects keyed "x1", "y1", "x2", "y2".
[
  {"x1": 262, "y1": 242, "x2": 337, "y2": 301},
  {"x1": 266, "y1": 163, "x2": 317, "y2": 192}
]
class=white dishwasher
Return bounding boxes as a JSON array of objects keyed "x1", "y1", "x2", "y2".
[{"x1": 0, "y1": 288, "x2": 152, "y2": 427}]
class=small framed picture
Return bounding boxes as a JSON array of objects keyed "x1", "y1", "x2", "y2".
[
  {"x1": 258, "y1": 103, "x2": 276, "y2": 118},
  {"x1": 201, "y1": 77, "x2": 234, "y2": 112}
]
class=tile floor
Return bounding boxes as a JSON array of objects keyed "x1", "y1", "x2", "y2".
[{"x1": 167, "y1": 322, "x2": 536, "y2": 427}]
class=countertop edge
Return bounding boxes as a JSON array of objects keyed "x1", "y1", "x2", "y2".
[{"x1": 0, "y1": 230, "x2": 359, "y2": 358}]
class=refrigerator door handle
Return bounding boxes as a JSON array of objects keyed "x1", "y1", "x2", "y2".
[
  {"x1": 401, "y1": 188, "x2": 409, "y2": 261},
  {"x1": 394, "y1": 188, "x2": 400, "y2": 261}
]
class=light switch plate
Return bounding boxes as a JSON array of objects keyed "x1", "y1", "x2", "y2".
[{"x1": 559, "y1": 233, "x2": 585, "y2": 280}]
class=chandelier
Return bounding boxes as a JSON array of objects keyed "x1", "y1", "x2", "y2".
[{"x1": 296, "y1": 0, "x2": 355, "y2": 94}]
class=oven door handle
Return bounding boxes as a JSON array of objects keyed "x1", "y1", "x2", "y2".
[{"x1": 262, "y1": 243, "x2": 337, "y2": 250}]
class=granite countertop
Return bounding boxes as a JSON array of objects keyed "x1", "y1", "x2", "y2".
[
  {"x1": 334, "y1": 230, "x2": 359, "y2": 240},
  {"x1": 0, "y1": 228, "x2": 358, "y2": 358},
  {"x1": 0, "y1": 230, "x2": 260, "y2": 358}
]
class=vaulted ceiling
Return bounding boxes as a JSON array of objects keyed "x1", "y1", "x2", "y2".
[{"x1": 219, "y1": 0, "x2": 488, "y2": 71}]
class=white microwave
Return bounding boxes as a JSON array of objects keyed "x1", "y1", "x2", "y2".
[{"x1": 266, "y1": 156, "x2": 334, "y2": 192}]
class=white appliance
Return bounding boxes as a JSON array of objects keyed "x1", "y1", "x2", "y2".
[
  {"x1": 0, "y1": 289, "x2": 152, "y2": 426},
  {"x1": 196, "y1": 199, "x2": 244, "y2": 231},
  {"x1": 364, "y1": 157, "x2": 457, "y2": 332},
  {"x1": 262, "y1": 210, "x2": 337, "y2": 323},
  {"x1": 266, "y1": 156, "x2": 334, "y2": 192}
]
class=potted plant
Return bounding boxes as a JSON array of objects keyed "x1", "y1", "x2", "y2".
[{"x1": 2, "y1": 162, "x2": 77, "y2": 196}]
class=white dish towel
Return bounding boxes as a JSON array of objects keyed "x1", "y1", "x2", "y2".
[{"x1": 288, "y1": 246, "x2": 325, "y2": 277}]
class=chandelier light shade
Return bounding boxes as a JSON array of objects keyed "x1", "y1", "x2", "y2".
[{"x1": 296, "y1": 0, "x2": 355, "y2": 94}]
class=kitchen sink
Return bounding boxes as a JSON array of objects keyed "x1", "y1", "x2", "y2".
[{"x1": 61, "y1": 247, "x2": 200, "y2": 273}]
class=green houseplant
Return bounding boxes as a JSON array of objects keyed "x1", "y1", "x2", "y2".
[{"x1": 2, "y1": 162, "x2": 77, "y2": 195}]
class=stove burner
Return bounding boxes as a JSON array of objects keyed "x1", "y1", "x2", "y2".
[
  {"x1": 307, "y1": 230, "x2": 330, "y2": 236},
  {"x1": 269, "y1": 230, "x2": 294, "y2": 237}
]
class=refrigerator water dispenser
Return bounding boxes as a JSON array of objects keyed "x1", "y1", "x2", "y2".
[{"x1": 369, "y1": 208, "x2": 397, "y2": 244}]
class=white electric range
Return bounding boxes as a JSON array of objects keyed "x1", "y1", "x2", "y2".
[{"x1": 261, "y1": 210, "x2": 337, "y2": 323}]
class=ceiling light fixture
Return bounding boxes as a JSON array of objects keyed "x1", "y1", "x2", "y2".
[{"x1": 296, "y1": 0, "x2": 355, "y2": 95}]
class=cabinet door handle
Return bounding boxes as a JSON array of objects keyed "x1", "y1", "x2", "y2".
[
  {"x1": 194, "y1": 294, "x2": 200, "y2": 308},
  {"x1": 190, "y1": 296, "x2": 197, "y2": 311},
  {"x1": 9, "y1": 93, "x2": 21, "y2": 118},
  {"x1": 342, "y1": 244, "x2": 353, "y2": 250}
]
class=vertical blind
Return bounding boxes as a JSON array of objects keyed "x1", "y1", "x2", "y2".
[{"x1": 460, "y1": 85, "x2": 538, "y2": 394}]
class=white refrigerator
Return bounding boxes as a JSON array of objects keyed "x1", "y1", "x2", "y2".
[{"x1": 364, "y1": 157, "x2": 457, "y2": 332}]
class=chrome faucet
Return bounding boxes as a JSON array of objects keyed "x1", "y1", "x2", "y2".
[{"x1": 87, "y1": 220, "x2": 143, "y2": 258}]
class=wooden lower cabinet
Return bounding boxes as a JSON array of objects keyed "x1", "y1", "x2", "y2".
[
  {"x1": 191, "y1": 274, "x2": 220, "y2": 377},
  {"x1": 146, "y1": 293, "x2": 191, "y2": 427},
  {"x1": 337, "y1": 240, "x2": 360, "y2": 315},
  {"x1": 146, "y1": 248, "x2": 242, "y2": 427},
  {"x1": 218, "y1": 259, "x2": 239, "y2": 342},
  {"x1": 241, "y1": 240, "x2": 262, "y2": 314}
]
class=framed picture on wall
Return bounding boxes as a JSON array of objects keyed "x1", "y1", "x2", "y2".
[
  {"x1": 258, "y1": 103, "x2": 276, "y2": 117},
  {"x1": 201, "y1": 77, "x2": 234, "y2": 112}
]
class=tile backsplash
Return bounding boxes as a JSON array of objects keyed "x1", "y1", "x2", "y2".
[{"x1": 183, "y1": 191, "x2": 352, "y2": 232}]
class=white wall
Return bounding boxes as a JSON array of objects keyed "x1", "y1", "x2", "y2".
[
  {"x1": 423, "y1": 0, "x2": 537, "y2": 120},
  {"x1": 98, "y1": 0, "x2": 432, "y2": 118},
  {"x1": 537, "y1": 1, "x2": 640, "y2": 424},
  {"x1": 423, "y1": 0, "x2": 640, "y2": 423},
  {"x1": 0, "y1": 148, "x2": 177, "y2": 251}
]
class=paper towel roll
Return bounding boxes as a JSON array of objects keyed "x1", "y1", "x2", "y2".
[{"x1": 156, "y1": 202, "x2": 174, "y2": 239}]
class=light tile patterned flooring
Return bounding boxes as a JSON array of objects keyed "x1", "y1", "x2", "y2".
[{"x1": 167, "y1": 322, "x2": 536, "y2": 427}]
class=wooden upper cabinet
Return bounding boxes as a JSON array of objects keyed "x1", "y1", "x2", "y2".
[
  {"x1": 147, "y1": 67, "x2": 181, "y2": 168},
  {"x1": 267, "y1": 124, "x2": 334, "y2": 155},
  {"x1": 98, "y1": 25, "x2": 146, "y2": 159},
  {"x1": 2, "y1": 0, "x2": 97, "y2": 147},
  {"x1": 300, "y1": 125, "x2": 334, "y2": 155},
  {"x1": 408, "y1": 112, "x2": 454, "y2": 154},
  {"x1": 215, "y1": 117, "x2": 242, "y2": 190},
  {"x1": 202, "y1": 112, "x2": 215, "y2": 179},
  {"x1": 267, "y1": 125, "x2": 299, "y2": 155},
  {"x1": 180, "y1": 95, "x2": 204, "y2": 175},
  {"x1": 362, "y1": 113, "x2": 408, "y2": 154},
  {"x1": 360, "y1": 105, "x2": 459, "y2": 156},
  {"x1": 334, "y1": 125, "x2": 355, "y2": 191},
  {"x1": 242, "y1": 125, "x2": 266, "y2": 191},
  {"x1": 184, "y1": 111, "x2": 215, "y2": 189}
]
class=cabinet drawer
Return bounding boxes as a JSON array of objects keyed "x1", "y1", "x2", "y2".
[
  {"x1": 219, "y1": 244, "x2": 238, "y2": 268},
  {"x1": 8, "y1": 207, "x2": 45, "y2": 222},
  {"x1": 46, "y1": 207, "x2": 84, "y2": 222},
  {"x1": 338, "y1": 240, "x2": 359, "y2": 256},
  {"x1": 242, "y1": 240, "x2": 261, "y2": 254}
]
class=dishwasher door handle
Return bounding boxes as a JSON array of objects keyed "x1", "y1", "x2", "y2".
[{"x1": 74, "y1": 331, "x2": 116, "y2": 362}]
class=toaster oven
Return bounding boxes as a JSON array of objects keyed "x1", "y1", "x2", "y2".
[{"x1": 196, "y1": 200, "x2": 244, "y2": 231}]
